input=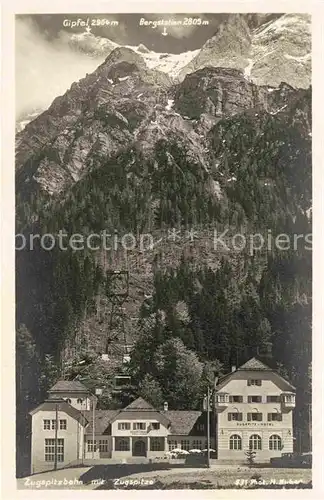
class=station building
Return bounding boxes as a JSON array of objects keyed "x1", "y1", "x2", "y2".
[{"x1": 29, "y1": 357, "x2": 295, "y2": 473}]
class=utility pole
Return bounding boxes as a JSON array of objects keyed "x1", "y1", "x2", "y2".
[
  {"x1": 92, "y1": 389, "x2": 103, "y2": 459},
  {"x1": 92, "y1": 397, "x2": 95, "y2": 459},
  {"x1": 54, "y1": 403, "x2": 58, "y2": 471}
]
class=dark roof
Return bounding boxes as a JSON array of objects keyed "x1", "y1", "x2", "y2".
[
  {"x1": 83, "y1": 410, "x2": 119, "y2": 434},
  {"x1": 49, "y1": 380, "x2": 90, "y2": 393},
  {"x1": 238, "y1": 357, "x2": 271, "y2": 371},
  {"x1": 163, "y1": 411, "x2": 202, "y2": 435},
  {"x1": 29, "y1": 399, "x2": 88, "y2": 426},
  {"x1": 82, "y1": 406, "x2": 202, "y2": 436},
  {"x1": 123, "y1": 397, "x2": 155, "y2": 411}
]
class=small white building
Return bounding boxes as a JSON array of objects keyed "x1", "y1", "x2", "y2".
[{"x1": 29, "y1": 381, "x2": 212, "y2": 474}]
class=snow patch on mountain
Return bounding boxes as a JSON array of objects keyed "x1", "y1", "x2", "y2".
[
  {"x1": 284, "y1": 53, "x2": 311, "y2": 62},
  {"x1": 165, "y1": 99, "x2": 174, "y2": 111},
  {"x1": 244, "y1": 58, "x2": 254, "y2": 79},
  {"x1": 125, "y1": 45, "x2": 199, "y2": 78}
]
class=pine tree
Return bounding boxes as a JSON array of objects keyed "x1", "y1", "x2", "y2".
[{"x1": 138, "y1": 374, "x2": 163, "y2": 408}]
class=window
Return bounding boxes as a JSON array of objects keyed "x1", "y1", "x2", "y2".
[
  {"x1": 267, "y1": 395, "x2": 281, "y2": 403},
  {"x1": 249, "y1": 434, "x2": 262, "y2": 450},
  {"x1": 118, "y1": 422, "x2": 131, "y2": 430},
  {"x1": 59, "y1": 419, "x2": 67, "y2": 430},
  {"x1": 248, "y1": 395, "x2": 262, "y2": 403},
  {"x1": 269, "y1": 435, "x2": 282, "y2": 451},
  {"x1": 192, "y1": 440, "x2": 203, "y2": 450},
  {"x1": 57, "y1": 439, "x2": 64, "y2": 462},
  {"x1": 133, "y1": 422, "x2": 146, "y2": 430},
  {"x1": 180, "y1": 440, "x2": 190, "y2": 451},
  {"x1": 247, "y1": 413, "x2": 262, "y2": 421},
  {"x1": 268, "y1": 413, "x2": 282, "y2": 422},
  {"x1": 247, "y1": 379, "x2": 262, "y2": 386},
  {"x1": 228, "y1": 412, "x2": 243, "y2": 421},
  {"x1": 99, "y1": 440, "x2": 109, "y2": 452},
  {"x1": 66, "y1": 399, "x2": 71, "y2": 404},
  {"x1": 51, "y1": 420, "x2": 56, "y2": 430},
  {"x1": 150, "y1": 438, "x2": 163, "y2": 451},
  {"x1": 284, "y1": 394, "x2": 295, "y2": 403},
  {"x1": 45, "y1": 439, "x2": 64, "y2": 462},
  {"x1": 229, "y1": 395, "x2": 243, "y2": 403},
  {"x1": 196, "y1": 423, "x2": 205, "y2": 431},
  {"x1": 151, "y1": 422, "x2": 160, "y2": 430},
  {"x1": 77, "y1": 398, "x2": 83, "y2": 404},
  {"x1": 87, "y1": 440, "x2": 97, "y2": 452},
  {"x1": 168, "y1": 440, "x2": 177, "y2": 451},
  {"x1": 229, "y1": 434, "x2": 242, "y2": 450},
  {"x1": 43, "y1": 419, "x2": 50, "y2": 430},
  {"x1": 115, "y1": 438, "x2": 130, "y2": 451},
  {"x1": 217, "y1": 393, "x2": 228, "y2": 403}
]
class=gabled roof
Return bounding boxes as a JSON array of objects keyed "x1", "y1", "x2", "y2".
[
  {"x1": 29, "y1": 399, "x2": 88, "y2": 426},
  {"x1": 123, "y1": 397, "x2": 155, "y2": 411},
  {"x1": 48, "y1": 380, "x2": 90, "y2": 394},
  {"x1": 238, "y1": 357, "x2": 271, "y2": 371},
  {"x1": 216, "y1": 357, "x2": 295, "y2": 392},
  {"x1": 164, "y1": 411, "x2": 202, "y2": 435},
  {"x1": 82, "y1": 408, "x2": 202, "y2": 436},
  {"x1": 83, "y1": 410, "x2": 119, "y2": 434}
]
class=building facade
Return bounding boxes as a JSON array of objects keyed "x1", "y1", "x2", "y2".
[
  {"x1": 29, "y1": 358, "x2": 295, "y2": 473},
  {"x1": 215, "y1": 358, "x2": 296, "y2": 461}
]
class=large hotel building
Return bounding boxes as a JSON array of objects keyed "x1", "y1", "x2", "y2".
[{"x1": 29, "y1": 357, "x2": 296, "y2": 473}]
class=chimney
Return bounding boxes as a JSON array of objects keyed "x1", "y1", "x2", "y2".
[
  {"x1": 163, "y1": 402, "x2": 168, "y2": 411},
  {"x1": 231, "y1": 365, "x2": 236, "y2": 372}
]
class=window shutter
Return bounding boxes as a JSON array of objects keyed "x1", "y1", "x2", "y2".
[
  {"x1": 247, "y1": 413, "x2": 251, "y2": 421},
  {"x1": 258, "y1": 413, "x2": 262, "y2": 421},
  {"x1": 257, "y1": 380, "x2": 262, "y2": 386},
  {"x1": 228, "y1": 413, "x2": 232, "y2": 421},
  {"x1": 247, "y1": 379, "x2": 251, "y2": 386},
  {"x1": 238, "y1": 413, "x2": 243, "y2": 421}
]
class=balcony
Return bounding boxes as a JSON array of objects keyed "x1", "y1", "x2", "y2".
[
  {"x1": 215, "y1": 392, "x2": 229, "y2": 410},
  {"x1": 281, "y1": 393, "x2": 296, "y2": 410}
]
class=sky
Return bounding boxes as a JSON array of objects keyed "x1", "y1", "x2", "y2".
[
  {"x1": 15, "y1": 13, "x2": 230, "y2": 119},
  {"x1": 21, "y1": 13, "x2": 228, "y2": 52},
  {"x1": 16, "y1": 14, "x2": 283, "y2": 120}
]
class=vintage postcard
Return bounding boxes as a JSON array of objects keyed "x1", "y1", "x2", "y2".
[{"x1": 1, "y1": 0, "x2": 323, "y2": 496}]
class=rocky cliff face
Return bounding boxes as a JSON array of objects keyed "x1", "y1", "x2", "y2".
[
  {"x1": 16, "y1": 13, "x2": 311, "y2": 133},
  {"x1": 15, "y1": 19, "x2": 311, "y2": 387},
  {"x1": 177, "y1": 15, "x2": 252, "y2": 81},
  {"x1": 16, "y1": 44, "x2": 309, "y2": 199},
  {"x1": 178, "y1": 14, "x2": 311, "y2": 89}
]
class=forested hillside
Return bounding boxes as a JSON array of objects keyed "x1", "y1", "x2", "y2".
[{"x1": 15, "y1": 38, "x2": 312, "y2": 475}]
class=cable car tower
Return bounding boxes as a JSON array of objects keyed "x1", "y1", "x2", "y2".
[{"x1": 104, "y1": 270, "x2": 129, "y2": 358}]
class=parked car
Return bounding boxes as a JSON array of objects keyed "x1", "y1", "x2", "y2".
[{"x1": 270, "y1": 452, "x2": 312, "y2": 468}]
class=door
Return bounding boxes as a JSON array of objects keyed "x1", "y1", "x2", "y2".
[{"x1": 133, "y1": 439, "x2": 146, "y2": 457}]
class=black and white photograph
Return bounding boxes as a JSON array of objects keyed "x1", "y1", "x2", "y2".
[{"x1": 12, "y1": 6, "x2": 314, "y2": 491}]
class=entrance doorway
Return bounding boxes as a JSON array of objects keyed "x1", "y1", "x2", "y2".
[{"x1": 133, "y1": 439, "x2": 146, "y2": 457}]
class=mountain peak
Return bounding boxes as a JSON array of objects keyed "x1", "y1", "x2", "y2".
[
  {"x1": 137, "y1": 43, "x2": 151, "y2": 54},
  {"x1": 103, "y1": 46, "x2": 145, "y2": 67}
]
